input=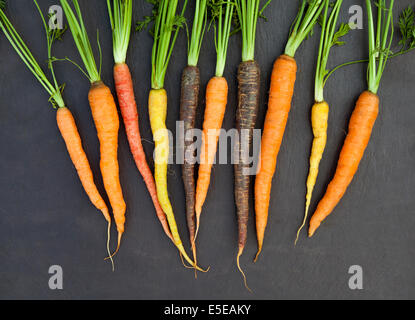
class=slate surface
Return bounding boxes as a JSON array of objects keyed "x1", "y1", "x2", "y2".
[{"x1": 0, "y1": 0, "x2": 414, "y2": 300}]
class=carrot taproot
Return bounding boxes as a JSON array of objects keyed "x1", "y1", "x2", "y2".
[
  {"x1": 193, "y1": 0, "x2": 234, "y2": 267},
  {"x1": 88, "y1": 81, "x2": 126, "y2": 242},
  {"x1": 61, "y1": 0, "x2": 127, "y2": 255},
  {"x1": 179, "y1": 1, "x2": 207, "y2": 271},
  {"x1": 107, "y1": 0, "x2": 173, "y2": 242},
  {"x1": 114, "y1": 63, "x2": 172, "y2": 241},
  {"x1": 295, "y1": 0, "x2": 350, "y2": 244},
  {"x1": 149, "y1": 89, "x2": 205, "y2": 271},
  {"x1": 195, "y1": 77, "x2": 228, "y2": 224},
  {"x1": 233, "y1": 0, "x2": 272, "y2": 291},
  {"x1": 254, "y1": 55, "x2": 297, "y2": 259},
  {"x1": 180, "y1": 65, "x2": 200, "y2": 268},
  {"x1": 0, "y1": 2, "x2": 113, "y2": 267},
  {"x1": 309, "y1": 0, "x2": 394, "y2": 237},
  {"x1": 141, "y1": 0, "x2": 207, "y2": 271},
  {"x1": 57, "y1": 107, "x2": 111, "y2": 223},
  {"x1": 309, "y1": 91, "x2": 379, "y2": 236},
  {"x1": 254, "y1": 0, "x2": 325, "y2": 260}
]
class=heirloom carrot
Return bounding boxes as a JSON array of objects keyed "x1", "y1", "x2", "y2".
[
  {"x1": 180, "y1": 0, "x2": 208, "y2": 269},
  {"x1": 309, "y1": 0, "x2": 395, "y2": 237},
  {"x1": 194, "y1": 0, "x2": 234, "y2": 270},
  {"x1": 61, "y1": 0, "x2": 126, "y2": 255},
  {"x1": 234, "y1": 0, "x2": 272, "y2": 290},
  {"x1": 295, "y1": 0, "x2": 350, "y2": 244},
  {"x1": 107, "y1": 0, "x2": 172, "y2": 242},
  {"x1": 141, "y1": 0, "x2": 206, "y2": 271},
  {"x1": 254, "y1": 0, "x2": 325, "y2": 261},
  {"x1": 0, "y1": 2, "x2": 112, "y2": 264}
]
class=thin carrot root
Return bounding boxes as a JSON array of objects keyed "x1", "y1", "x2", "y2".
[
  {"x1": 106, "y1": 221, "x2": 114, "y2": 271},
  {"x1": 237, "y1": 248, "x2": 252, "y2": 293},
  {"x1": 105, "y1": 232, "x2": 122, "y2": 261},
  {"x1": 179, "y1": 253, "x2": 194, "y2": 269},
  {"x1": 192, "y1": 241, "x2": 198, "y2": 279},
  {"x1": 253, "y1": 246, "x2": 262, "y2": 263}
]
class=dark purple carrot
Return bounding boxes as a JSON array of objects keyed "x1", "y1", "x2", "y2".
[
  {"x1": 234, "y1": 60, "x2": 261, "y2": 290},
  {"x1": 180, "y1": 65, "x2": 200, "y2": 266},
  {"x1": 180, "y1": 0, "x2": 208, "y2": 276}
]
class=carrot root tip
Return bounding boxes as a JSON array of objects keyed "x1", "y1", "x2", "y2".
[
  {"x1": 237, "y1": 248, "x2": 252, "y2": 293},
  {"x1": 105, "y1": 222, "x2": 115, "y2": 272}
]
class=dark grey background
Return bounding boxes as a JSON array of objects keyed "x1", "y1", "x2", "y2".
[{"x1": 0, "y1": 0, "x2": 413, "y2": 300}]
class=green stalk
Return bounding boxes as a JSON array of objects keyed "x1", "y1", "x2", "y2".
[
  {"x1": 188, "y1": 0, "x2": 208, "y2": 67},
  {"x1": 107, "y1": 0, "x2": 133, "y2": 64},
  {"x1": 210, "y1": 0, "x2": 235, "y2": 77},
  {"x1": 285, "y1": 0, "x2": 326, "y2": 58},
  {"x1": 314, "y1": 0, "x2": 346, "y2": 102},
  {"x1": 366, "y1": 0, "x2": 394, "y2": 94},
  {"x1": 151, "y1": 0, "x2": 188, "y2": 89},
  {"x1": 235, "y1": 0, "x2": 270, "y2": 62},
  {"x1": 60, "y1": 0, "x2": 101, "y2": 83},
  {"x1": 0, "y1": 2, "x2": 65, "y2": 108}
]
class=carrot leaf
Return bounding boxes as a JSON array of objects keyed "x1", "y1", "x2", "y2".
[
  {"x1": 285, "y1": 0, "x2": 326, "y2": 58},
  {"x1": 208, "y1": 0, "x2": 235, "y2": 77},
  {"x1": 139, "y1": 0, "x2": 188, "y2": 89},
  {"x1": 188, "y1": 0, "x2": 208, "y2": 67},
  {"x1": 0, "y1": 2, "x2": 65, "y2": 108},
  {"x1": 60, "y1": 0, "x2": 101, "y2": 83},
  {"x1": 366, "y1": 0, "x2": 394, "y2": 94},
  {"x1": 107, "y1": 0, "x2": 133, "y2": 64},
  {"x1": 315, "y1": 0, "x2": 349, "y2": 102},
  {"x1": 235, "y1": 0, "x2": 272, "y2": 62}
]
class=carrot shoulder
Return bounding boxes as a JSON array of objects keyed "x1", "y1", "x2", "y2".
[
  {"x1": 114, "y1": 62, "x2": 173, "y2": 242},
  {"x1": 254, "y1": 55, "x2": 297, "y2": 259},
  {"x1": 309, "y1": 91, "x2": 379, "y2": 237}
]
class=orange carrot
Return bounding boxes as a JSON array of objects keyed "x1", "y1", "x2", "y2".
[
  {"x1": 254, "y1": 0, "x2": 326, "y2": 260},
  {"x1": 195, "y1": 76, "x2": 228, "y2": 230},
  {"x1": 254, "y1": 55, "x2": 297, "y2": 260},
  {"x1": 309, "y1": 0, "x2": 395, "y2": 237},
  {"x1": 309, "y1": 91, "x2": 379, "y2": 236},
  {"x1": 88, "y1": 81, "x2": 126, "y2": 247},
  {"x1": 62, "y1": 0, "x2": 128, "y2": 256},
  {"x1": 57, "y1": 107, "x2": 111, "y2": 223}
]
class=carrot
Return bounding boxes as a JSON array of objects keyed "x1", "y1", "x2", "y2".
[
  {"x1": 254, "y1": 0, "x2": 325, "y2": 261},
  {"x1": 233, "y1": 0, "x2": 271, "y2": 291},
  {"x1": 295, "y1": 0, "x2": 350, "y2": 244},
  {"x1": 180, "y1": 65, "x2": 200, "y2": 268},
  {"x1": 309, "y1": 0, "x2": 394, "y2": 237},
  {"x1": 0, "y1": 2, "x2": 113, "y2": 265},
  {"x1": 61, "y1": 0, "x2": 126, "y2": 255},
  {"x1": 193, "y1": 0, "x2": 234, "y2": 268},
  {"x1": 107, "y1": 0, "x2": 173, "y2": 242},
  {"x1": 179, "y1": 0, "x2": 208, "y2": 271},
  {"x1": 141, "y1": 0, "x2": 206, "y2": 271}
]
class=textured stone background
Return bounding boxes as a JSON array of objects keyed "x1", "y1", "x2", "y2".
[{"x1": 0, "y1": 0, "x2": 413, "y2": 299}]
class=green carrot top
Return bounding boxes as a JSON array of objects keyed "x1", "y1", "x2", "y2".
[
  {"x1": 366, "y1": 0, "x2": 394, "y2": 94},
  {"x1": 138, "y1": 0, "x2": 188, "y2": 90},
  {"x1": 285, "y1": 0, "x2": 326, "y2": 58},
  {"x1": 0, "y1": 1, "x2": 66, "y2": 108},
  {"x1": 60, "y1": 0, "x2": 102, "y2": 84},
  {"x1": 208, "y1": 0, "x2": 235, "y2": 77},
  {"x1": 235, "y1": 0, "x2": 272, "y2": 62},
  {"x1": 107, "y1": 0, "x2": 133, "y2": 65},
  {"x1": 188, "y1": 0, "x2": 208, "y2": 67},
  {"x1": 314, "y1": 0, "x2": 350, "y2": 103}
]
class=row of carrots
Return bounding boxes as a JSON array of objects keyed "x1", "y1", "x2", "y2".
[{"x1": 0, "y1": 0, "x2": 412, "y2": 290}]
